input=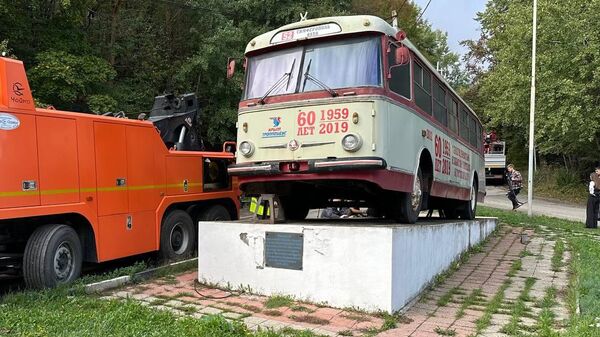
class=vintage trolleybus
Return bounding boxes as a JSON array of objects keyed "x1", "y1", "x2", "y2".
[{"x1": 227, "y1": 15, "x2": 486, "y2": 223}]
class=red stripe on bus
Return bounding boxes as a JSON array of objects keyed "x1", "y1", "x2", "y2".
[{"x1": 238, "y1": 169, "x2": 414, "y2": 193}]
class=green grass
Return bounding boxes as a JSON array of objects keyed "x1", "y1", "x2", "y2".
[
  {"x1": 551, "y1": 240, "x2": 565, "y2": 272},
  {"x1": 437, "y1": 287, "x2": 460, "y2": 307},
  {"x1": 455, "y1": 288, "x2": 482, "y2": 319},
  {"x1": 0, "y1": 287, "x2": 322, "y2": 337},
  {"x1": 264, "y1": 295, "x2": 294, "y2": 309},
  {"x1": 475, "y1": 280, "x2": 510, "y2": 334},
  {"x1": 500, "y1": 277, "x2": 536, "y2": 335},
  {"x1": 433, "y1": 326, "x2": 456, "y2": 336},
  {"x1": 77, "y1": 261, "x2": 149, "y2": 285},
  {"x1": 534, "y1": 287, "x2": 559, "y2": 337},
  {"x1": 568, "y1": 237, "x2": 600, "y2": 316},
  {"x1": 478, "y1": 206, "x2": 600, "y2": 337}
]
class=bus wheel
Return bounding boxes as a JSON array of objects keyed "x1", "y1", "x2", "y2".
[
  {"x1": 459, "y1": 179, "x2": 478, "y2": 220},
  {"x1": 160, "y1": 210, "x2": 196, "y2": 261},
  {"x1": 199, "y1": 205, "x2": 231, "y2": 221},
  {"x1": 281, "y1": 197, "x2": 310, "y2": 221},
  {"x1": 23, "y1": 225, "x2": 83, "y2": 289},
  {"x1": 392, "y1": 168, "x2": 423, "y2": 223}
]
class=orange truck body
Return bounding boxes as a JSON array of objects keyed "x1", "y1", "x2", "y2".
[{"x1": 0, "y1": 58, "x2": 238, "y2": 269}]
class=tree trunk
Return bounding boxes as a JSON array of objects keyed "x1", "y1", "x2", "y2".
[{"x1": 109, "y1": 0, "x2": 123, "y2": 66}]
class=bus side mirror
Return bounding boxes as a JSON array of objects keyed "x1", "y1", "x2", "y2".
[
  {"x1": 227, "y1": 58, "x2": 236, "y2": 79},
  {"x1": 395, "y1": 46, "x2": 410, "y2": 65}
]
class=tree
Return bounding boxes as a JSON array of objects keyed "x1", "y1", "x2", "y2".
[{"x1": 463, "y1": 0, "x2": 600, "y2": 170}]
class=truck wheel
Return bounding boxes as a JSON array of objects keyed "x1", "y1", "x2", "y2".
[
  {"x1": 160, "y1": 210, "x2": 196, "y2": 261},
  {"x1": 199, "y1": 205, "x2": 231, "y2": 221},
  {"x1": 459, "y1": 179, "x2": 478, "y2": 220},
  {"x1": 23, "y1": 225, "x2": 83, "y2": 289}
]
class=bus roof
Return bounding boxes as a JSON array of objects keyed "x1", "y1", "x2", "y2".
[
  {"x1": 245, "y1": 15, "x2": 396, "y2": 54},
  {"x1": 245, "y1": 15, "x2": 481, "y2": 124}
]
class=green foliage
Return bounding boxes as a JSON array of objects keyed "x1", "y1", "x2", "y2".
[
  {"x1": 87, "y1": 95, "x2": 118, "y2": 115},
  {"x1": 28, "y1": 51, "x2": 116, "y2": 111},
  {"x1": 0, "y1": 0, "x2": 462, "y2": 147},
  {"x1": 464, "y1": 0, "x2": 600, "y2": 169}
]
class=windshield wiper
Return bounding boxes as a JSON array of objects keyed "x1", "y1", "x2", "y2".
[
  {"x1": 301, "y1": 59, "x2": 338, "y2": 97},
  {"x1": 258, "y1": 59, "x2": 296, "y2": 105}
]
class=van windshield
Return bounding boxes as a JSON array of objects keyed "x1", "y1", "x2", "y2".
[{"x1": 244, "y1": 36, "x2": 382, "y2": 100}]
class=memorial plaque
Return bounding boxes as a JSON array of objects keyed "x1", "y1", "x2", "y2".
[{"x1": 265, "y1": 232, "x2": 303, "y2": 270}]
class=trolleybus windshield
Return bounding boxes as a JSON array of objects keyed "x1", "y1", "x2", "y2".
[{"x1": 245, "y1": 36, "x2": 382, "y2": 100}]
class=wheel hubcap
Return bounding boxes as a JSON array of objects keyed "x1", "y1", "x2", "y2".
[
  {"x1": 411, "y1": 176, "x2": 422, "y2": 211},
  {"x1": 170, "y1": 222, "x2": 189, "y2": 255},
  {"x1": 471, "y1": 184, "x2": 477, "y2": 212},
  {"x1": 54, "y1": 242, "x2": 73, "y2": 282}
]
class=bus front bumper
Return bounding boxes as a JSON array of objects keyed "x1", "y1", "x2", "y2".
[{"x1": 227, "y1": 157, "x2": 387, "y2": 176}]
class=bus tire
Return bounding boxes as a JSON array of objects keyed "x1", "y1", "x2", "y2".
[
  {"x1": 391, "y1": 168, "x2": 423, "y2": 224},
  {"x1": 199, "y1": 205, "x2": 231, "y2": 221},
  {"x1": 159, "y1": 210, "x2": 196, "y2": 261},
  {"x1": 23, "y1": 224, "x2": 83, "y2": 289},
  {"x1": 281, "y1": 197, "x2": 310, "y2": 221},
  {"x1": 459, "y1": 179, "x2": 478, "y2": 220}
]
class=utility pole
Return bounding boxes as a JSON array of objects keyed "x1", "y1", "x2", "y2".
[{"x1": 527, "y1": 0, "x2": 537, "y2": 217}]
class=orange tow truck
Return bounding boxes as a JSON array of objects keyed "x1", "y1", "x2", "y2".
[{"x1": 0, "y1": 57, "x2": 239, "y2": 288}]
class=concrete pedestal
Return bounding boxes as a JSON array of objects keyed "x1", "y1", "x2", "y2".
[{"x1": 198, "y1": 218, "x2": 497, "y2": 313}]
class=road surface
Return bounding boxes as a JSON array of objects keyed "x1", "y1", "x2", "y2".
[{"x1": 482, "y1": 186, "x2": 585, "y2": 222}]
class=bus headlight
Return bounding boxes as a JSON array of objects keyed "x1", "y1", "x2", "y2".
[
  {"x1": 341, "y1": 134, "x2": 362, "y2": 152},
  {"x1": 239, "y1": 141, "x2": 255, "y2": 157}
]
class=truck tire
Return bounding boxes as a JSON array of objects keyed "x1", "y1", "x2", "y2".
[
  {"x1": 23, "y1": 224, "x2": 83, "y2": 289},
  {"x1": 199, "y1": 205, "x2": 231, "y2": 221},
  {"x1": 159, "y1": 210, "x2": 196, "y2": 261}
]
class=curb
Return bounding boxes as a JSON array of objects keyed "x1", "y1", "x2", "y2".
[{"x1": 84, "y1": 258, "x2": 198, "y2": 294}]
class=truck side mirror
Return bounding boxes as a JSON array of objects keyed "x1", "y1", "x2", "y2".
[
  {"x1": 227, "y1": 58, "x2": 236, "y2": 79},
  {"x1": 223, "y1": 141, "x2": 236, "y2": 154},
  {"x1": 395, "y1": 45, "x2": 410, "y2": 65}
]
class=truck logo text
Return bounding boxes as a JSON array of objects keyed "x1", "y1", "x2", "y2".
[
  {"x1": 0, "y1": 113, "x2": 20, "y2": 130},
  {"x1": 12, "y1": 82, "x2": 24, "y2": 96}
]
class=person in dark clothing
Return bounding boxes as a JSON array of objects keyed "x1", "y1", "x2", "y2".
[
  {"x1": 585, "y1": 167, "x2": 600, "y2": 228},
  {"x1": 506, "y1": 164, "x2": 525, "y2": 210}
]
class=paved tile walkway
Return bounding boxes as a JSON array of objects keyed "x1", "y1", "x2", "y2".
[
  {"x1": 379, "y1": 226, "x2": 570, "y2": 337},
  {"x1": 101, "y1": 225, "x2": 571, "y2": 337}
]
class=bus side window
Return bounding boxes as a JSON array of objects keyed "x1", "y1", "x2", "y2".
[
  {"x1": 459, "y1": 107, "x2": 469, "y2": 141},
  {"x1": 433, "y1": 81, "x2": 447, "y2": 126},
  {"x1": 448, "y1": 98, "x2": 459, "y2": 133},
  {"x1": 469, "y1": 116, "x2": 477, "y2": 147},
  {"x1": 476, "y1": 123, "x2": 483, "y2": 151},
  {"x1": 387, "y1": 44, "x2": 411, "y2": 99},
  {"x1": 413, "y1": 62, "x2": 432, "y2": 114}
]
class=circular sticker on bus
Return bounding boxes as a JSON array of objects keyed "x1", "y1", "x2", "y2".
[{"x1": 0, "y1": 113, "x2": 20, "y2": 130}]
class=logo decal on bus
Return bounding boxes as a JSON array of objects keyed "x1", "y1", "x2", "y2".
[
  {"x1": 262, "y1": 116, "x2": 287, "y2": 138},
  {"x1": 270, "y1": 117, "x2": 282, "y2": 127},
  {"x1": 0, "y1": 113, "x2": 20, "y2": 130}
]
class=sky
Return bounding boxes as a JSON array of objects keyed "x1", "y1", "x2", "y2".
[{"x1": 412, "y1": 0, "x2": 488, "y2": 57}]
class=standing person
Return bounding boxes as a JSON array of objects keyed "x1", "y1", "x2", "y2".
[
  {"x1": 506, "y1": 164, "x2": 525, "y2": 210},
  {"x1": 585, "y1": 166, "x2": 600, "y2": 229}
]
